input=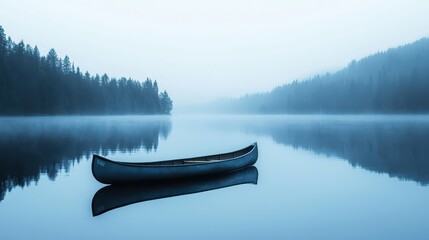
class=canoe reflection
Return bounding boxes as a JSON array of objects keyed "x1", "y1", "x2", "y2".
[{"x1": 92, "y1": 166, "x2": 258, "y2": 216}]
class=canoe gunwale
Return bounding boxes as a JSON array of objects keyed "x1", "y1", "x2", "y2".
[{"x1": 93, "y1": 142, "x2": 257, "y2": 168}]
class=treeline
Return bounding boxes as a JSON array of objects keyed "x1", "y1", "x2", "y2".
[
  {"x1": 224, "y1": 38, "x2": 429, "y2": 113},
  {"x1": 0, "y1": 26, "x2": 173, "y2": 115}
]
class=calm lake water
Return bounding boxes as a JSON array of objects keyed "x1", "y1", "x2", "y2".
[{"x1": 0, "y1": 115, "x2": 428, "y2": 239}]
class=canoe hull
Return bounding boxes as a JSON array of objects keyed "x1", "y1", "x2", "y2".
[{"x1": 92, "y1": 143, "x2": 258, "y2": 184}]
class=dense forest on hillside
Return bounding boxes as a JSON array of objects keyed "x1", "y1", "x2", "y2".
[
  {"x1": 222, "y1": 38, "x2": 429, "y2": 113},
  {"x1": 0, "y1": 26, "x2": 172, "y2": 115}
]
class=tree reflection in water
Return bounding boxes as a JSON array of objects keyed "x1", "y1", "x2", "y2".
[
  {"x1": 0, "y1": 116, "x2": 172, "y2": 201},
  {"x1": 245, "y1": 116, "x2": 429, "y2": 185}
]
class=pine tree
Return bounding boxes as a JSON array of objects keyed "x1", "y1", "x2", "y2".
[
  {"x1": 46, "y1": 48, "x2": 58, "y2": 70},
  {"x1": 62, "y1": 55, "x2": 71, "y2": 74},
  {"x1": 159, "y1": 90, "x2": 173, "y2": 114}
]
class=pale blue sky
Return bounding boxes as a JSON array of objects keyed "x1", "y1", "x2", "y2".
[{"x1": 1, "y1": 0, "x2": 428, "y2": 110}]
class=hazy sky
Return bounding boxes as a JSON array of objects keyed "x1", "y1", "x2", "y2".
[{"x1": 1, "y1": 0, "x2": 429, "y2": 110}]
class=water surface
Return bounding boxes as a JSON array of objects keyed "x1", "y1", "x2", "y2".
[{"x1": 0, "y1": 115, "x2": 428, "y2": 239}]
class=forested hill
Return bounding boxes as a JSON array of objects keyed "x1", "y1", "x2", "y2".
[
  {"x1": 0, "y1": 26, "x2": 173, "y2": 115},
  {"x1": 223, "y1": 38, "x2": 429, "y2": 114}
]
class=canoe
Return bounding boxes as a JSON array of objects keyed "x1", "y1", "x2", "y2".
[
  {"x1": 92, "y1": 142, "x2": 258, "y2": 184},
  {"x1": 92, "y1": 166, "x2": 258, "y2": 216}
]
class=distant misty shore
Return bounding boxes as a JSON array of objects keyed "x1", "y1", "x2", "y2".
[{"x1": 207, "y1": 38, "x2": 429, "y2": 114}]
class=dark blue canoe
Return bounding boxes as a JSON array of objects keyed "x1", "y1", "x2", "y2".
[{"x1": 92, "y1": 143, "x2": 258, "y2": 184}]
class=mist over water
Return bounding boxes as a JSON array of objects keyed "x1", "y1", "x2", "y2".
[{"x1": 0, "y1": 115, "x2": 428, "y2": 239}]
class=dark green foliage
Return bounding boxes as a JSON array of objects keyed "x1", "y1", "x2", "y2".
[
  {"x1": 0, "y1": 26, "x2": 173, "y2": 115},
  {"x1": 230, "y1": 38, "x2": 429, "y2": 113}
]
